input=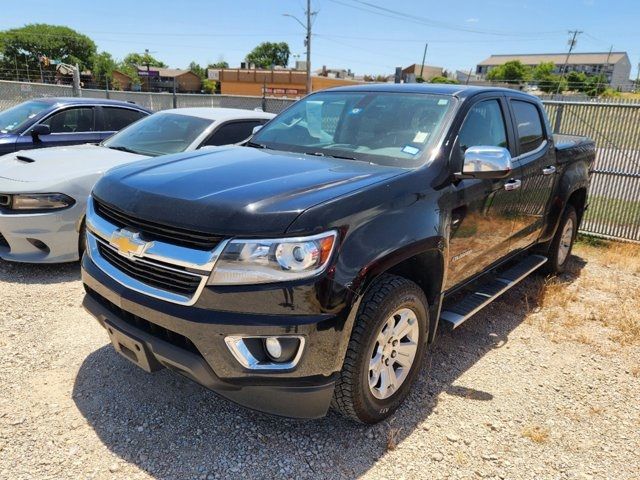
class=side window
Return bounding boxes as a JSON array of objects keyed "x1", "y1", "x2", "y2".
[
  {"x1": 41, "y1": 107, "x2": 95, "y2": 133},
  {"x1": 458, "y1": 99, "x2": 508, "y2": 153},
  {"x1": 204, "y1": 121, "x2": 264, "y2": 146},
  {"x1": 102, "y1": 107, "x2": 146, "y2": 131},
  {"x1": 511, "y1": 100, "x2": 544, "y2": 155}
]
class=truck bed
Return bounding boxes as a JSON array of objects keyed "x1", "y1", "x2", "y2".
[{"x1": 553, "y1": 134, "x2": 596, "y2": 165}]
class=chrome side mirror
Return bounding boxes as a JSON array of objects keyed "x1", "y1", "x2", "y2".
[{"x1": 456, "y1": 146, "x2": 512, "y2": 180}]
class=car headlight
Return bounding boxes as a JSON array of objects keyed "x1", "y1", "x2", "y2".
[
  {"x1": 4, "y1": 193, "x2": 75, "y2": 211},
  {"x1": 208, "y1": 230, "x2": 337, "y2": 285}
]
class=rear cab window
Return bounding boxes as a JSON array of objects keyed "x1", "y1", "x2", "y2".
[{"x1": 511, "y1": 100, "x2": 545, "y2": 155}]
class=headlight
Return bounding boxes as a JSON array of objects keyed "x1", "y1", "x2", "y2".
[
  {"x1": 4, "y1": 193, "x2": 75, "y2": 211},
  {"x1": 208, "y1": 230, "x2": 337, "y2": 285}
]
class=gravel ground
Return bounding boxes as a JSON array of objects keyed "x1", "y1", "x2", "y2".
[{"x1": 1, "y1": 243, "x2": 639, "y2": 480}]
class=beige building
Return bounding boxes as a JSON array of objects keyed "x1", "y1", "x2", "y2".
[
  {"x1": 476, "y1": 52, "x2": 632, "y2": 88},
  {"x1": 402, "y1": 64, "x2": 444, "y2": 82}
]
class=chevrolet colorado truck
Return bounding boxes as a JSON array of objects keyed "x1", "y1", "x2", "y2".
[{"x1": 81, "y1": 84, "x2": 595, "y2": 423}]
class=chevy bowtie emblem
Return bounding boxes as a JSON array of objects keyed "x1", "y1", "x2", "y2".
[{"x1": 109, "y1": 229, "x2": 151, "y2": 258}]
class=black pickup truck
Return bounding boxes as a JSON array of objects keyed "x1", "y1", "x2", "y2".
[{"x1": 81, "y1": 84, "x2": 595, "y2": 423}]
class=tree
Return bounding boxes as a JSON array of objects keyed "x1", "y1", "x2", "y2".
[
  {"x1": 122, "y1": 52, "x2": 167, "y2": 69},
  {"x1": 188, "y1": 61, "x2": 206, "y2": 80},
  {"x1": 584, "y1": 74, "x2": 608, "y2": 97},
  {"x1": 92, "y1": 51, "x2": 117, "y2": 86},
  {"x1": 566, "y1": 71, "x2": 587, "y2": 91},
  {"x1": 532, "y1": 62, "x2": 566, "y2": 93},
  {"x1": 0, "y1": 24, "x2": 97, "y2": 76},
  {"x1": 245, "y1": 42, "x2": 290, "y2": 69},
  {"x1": 486, "y1": 60, "x2": 531, "y2": 84},
  {"x1": 207, "y1": 61, "x2": 229, "y2": 69},
  {"x1": 430, "y1": 76, "x2": 458, "y2": 84}
]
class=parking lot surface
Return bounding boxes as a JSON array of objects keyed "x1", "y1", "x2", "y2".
[{"x1": 1, "y1": 243, "x2": 639, "y2": 480}]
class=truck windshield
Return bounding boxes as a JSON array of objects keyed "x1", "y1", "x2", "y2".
[
  {"x1": 252, "y1": 91, "x2": 454, "y2": 167},
  {"x1": 0, "y1": 100, "x2": 50, "y2": 133},
  {"x1": 102, "y1": 112, "x2": 212, "y2": 156}
]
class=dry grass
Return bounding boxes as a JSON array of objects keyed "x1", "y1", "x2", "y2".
[
  {"x1": 386, "y1": 427, "x2": 402, "y2": 451},
  {"x1": 523, "y1": 238, "x2": 640, "y2": 347},
  {"x1": 521, "y1": 425, "x2": 550, "y2": 444}
]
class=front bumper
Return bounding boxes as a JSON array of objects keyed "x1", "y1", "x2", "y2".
[
  {"x1": 0, "y1": 204, "x2": 82, "y2": 263},
  {"x1": 81, "y1": 253, "x2": 345, "y2": 419}
]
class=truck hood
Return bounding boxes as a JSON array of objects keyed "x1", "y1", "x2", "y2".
[
  {"x1": 93, "y1": 146, "x2": 406, "y2": 236},
  {"x1": 0, "y1": 144, "x2": 147, "y2": 183}
]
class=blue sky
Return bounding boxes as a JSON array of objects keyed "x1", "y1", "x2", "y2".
[{"x1": 2, "y1": 0, "x2": 639, "y2": 77}]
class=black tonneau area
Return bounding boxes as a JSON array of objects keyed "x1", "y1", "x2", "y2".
[{"x1": 553, "y1": 134, "x2": 596, "y2": 164}]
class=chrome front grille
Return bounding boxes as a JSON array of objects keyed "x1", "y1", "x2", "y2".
[
  {"x1": 85, "y1": 197, "x2": 228, "y2": 306},
  {"x1": 93, "y1": 197, "x2": 223, "y2": 250},
  {"x1": 96, "y1": 240, "x2": 202, "y2": 296}
]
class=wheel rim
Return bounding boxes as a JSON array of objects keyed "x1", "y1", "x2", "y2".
[
  {"x1": 368, "y1": 308, "x2": 420, "y2": 400},
  {"x1": 557, "y1": 218, "x2": 574, "y2": 266}
]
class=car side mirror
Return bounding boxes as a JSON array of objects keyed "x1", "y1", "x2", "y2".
[
  {"x1": 251, "y1": 125, "x2": 263, "y2": 135},
  {"x1": 30, "y1": 124, "x2": 51, "y2": 140},
  {"x1": 455, "y1": 146, "x2": 512, "y2": 180}
]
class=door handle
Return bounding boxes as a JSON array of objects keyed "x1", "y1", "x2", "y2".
[
  {"x1": 504, "y1": 179, "x2": 522, "y2": 191},
  {"x1": 542, "y1": 165, "x2": 557, "y2": 175}
]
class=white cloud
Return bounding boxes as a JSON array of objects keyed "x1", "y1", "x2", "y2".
[{"x1": 465, "y1": 18, "x2": 480, "y2": 23}]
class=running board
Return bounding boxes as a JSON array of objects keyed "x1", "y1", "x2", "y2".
[{"x1": 440, "y1": 255, "x2": 548, "y2": 329}]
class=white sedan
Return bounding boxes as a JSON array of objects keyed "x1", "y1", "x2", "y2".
[{"x1": 0, "y1": 108, "x2": 274, "y2": 263}]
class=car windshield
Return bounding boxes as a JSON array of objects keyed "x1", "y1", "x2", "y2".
[
  {"x1": 102, "y1": 112, "x2": 212, "y2": 156},
  {"x1": 251, "y1": 91, "x2": 455, "y2": 167},
  {"x1": 0, "y1": 100, "x2": 51, "y2": 133}
]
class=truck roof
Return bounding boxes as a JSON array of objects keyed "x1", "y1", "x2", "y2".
[{"x1": 324, "y1": 83, "x2": 526, "y2": 99}]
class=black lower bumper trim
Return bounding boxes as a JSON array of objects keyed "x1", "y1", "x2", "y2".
[{"x1": 83, "y1": 293, "x2": 335, "y2": 419}]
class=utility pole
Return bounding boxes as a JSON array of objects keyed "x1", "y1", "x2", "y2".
[
  {"x1": 466, "y1": 67, "x2": 473, "y2": 85},
  {"x1": 283, "y1": 1, "x2": 316, "y2": 95},
  {"x1": 557, "y1": 29, "x2": 582, "y2": 93},
  {"x1": 419, "y1": 43, "x2": 428, "y2": 79},
  {"x1": 305, "y1": 0, "x2": 312, "y2": 95}
]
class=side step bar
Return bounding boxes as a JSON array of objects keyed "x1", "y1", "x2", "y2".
[{"x1": 440, "y1": 255, "x2": 548, "y2": 329}]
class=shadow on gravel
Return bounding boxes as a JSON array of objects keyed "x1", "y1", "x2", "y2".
[
  {"x1": 0, "y1": 258, "x2": 80, "y2": 284},
  {"x1": 73, "y1": 256, "x2": 585, "y2": 480}
]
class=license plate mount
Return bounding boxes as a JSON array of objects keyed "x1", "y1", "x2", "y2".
[{"x1": 104, "y1": 320, "x2": 163, "y2": 373}]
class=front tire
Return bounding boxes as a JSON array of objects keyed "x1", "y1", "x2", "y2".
[{"x1": 332, "y1": 274, "x2": 429, "y2": 424}]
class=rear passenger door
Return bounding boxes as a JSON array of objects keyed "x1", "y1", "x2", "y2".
[
  {"x1": 200, "y1": 120, "x2": 266, "y2": 147},
  {"x1": 98, "y1": 107, "x2": 147, "y2": 140},
  {"x1": 445, "y1": 96, "x2": 519, "y2": 289},
  {"x1": 507, "y1": 99, "x2": 557, "y2": 252}
]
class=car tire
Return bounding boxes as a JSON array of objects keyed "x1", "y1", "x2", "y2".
[
  {"x1": 332, "y1": 274, "x2": 429, "y2": 424},
  {"x1": 78, "y1": 218, "x2": 87, "y2": 260},
  {"x1": 544, "y1": 204, "x2": 578, "y2": 274}
]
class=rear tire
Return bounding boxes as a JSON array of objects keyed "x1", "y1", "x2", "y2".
[
  {"x1": 332, "y1": 274, "x2": 429, "y2": 424},
  {"x1": 544, "y1": 205, "x2": 577, "y2": 274}
]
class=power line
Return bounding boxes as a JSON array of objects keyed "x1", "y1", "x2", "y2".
[{"x1": 328, "y1": 0, "x2": 566, "y2": 37}]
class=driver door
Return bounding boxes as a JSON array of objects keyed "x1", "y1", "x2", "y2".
[
  {"x1": 21, "y1": 107, "x2": 97, "y2": 150},
  {"x1": 445, "y1": 97, "x2": 520, "y2": 290}
]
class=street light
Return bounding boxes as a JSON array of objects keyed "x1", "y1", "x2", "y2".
[{"x1": 282, "y1": 3, "x2": 314, "y2": 95}]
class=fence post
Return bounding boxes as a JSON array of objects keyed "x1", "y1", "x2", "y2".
[
  {"x1": 172, "y1": 79, "x2": 177, "y2": 109},
  {"x1": 553, "y1": 103, "x2": 564, "y2": 133}
]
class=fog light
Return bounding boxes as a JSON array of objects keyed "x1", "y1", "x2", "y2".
[{"x1": 264, "y1": 337, "x2": 283, "y2": 360}]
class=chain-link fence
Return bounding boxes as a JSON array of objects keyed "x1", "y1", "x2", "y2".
[
  {"x1": 543, "y1": 100, "x2": 640, "y2": 242},
  {"x1": 0, "y1": 80, "x2": 295, "y2": 114},
  {"x1": 0, "y1": 80, "x2": 637, "y2": 242}
]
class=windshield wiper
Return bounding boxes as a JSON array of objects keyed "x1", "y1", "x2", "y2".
[
  {"x1": 247, "y1": 140, "x2": 268, "y2": 149},
  {"x1": 106, "y1": 145, "x2": 141, "y2": 154},
  {"x1": 303, "y1": 150, "x2": 357, "y2": 161}
]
